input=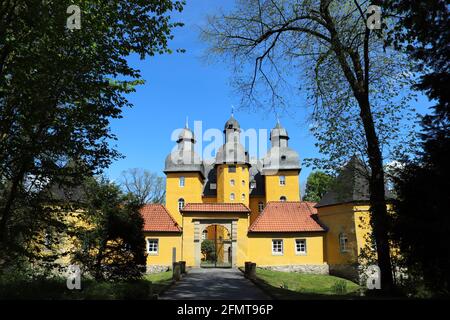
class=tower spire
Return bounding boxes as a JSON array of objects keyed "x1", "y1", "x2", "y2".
[
  {"x1": 231, "y1": 105, "x2": 234, "y2": 117},
  {"x1": 185, "y1": 116, "x2": 189, "y2": 129}
]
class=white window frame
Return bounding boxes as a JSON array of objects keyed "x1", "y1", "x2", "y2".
[
  {"x1": 179, "y1": 176, "x2": 185, "y2": 187},
  {"x1": 295, "y1": 239, "x2": 307, "y2": 255},
  {"x1": 272, "y1": 239, "x2": 283, "y2": 255},
  {"x1": 279, "y1": 175, "x2": 286, "y2": 186},
  {"x1": 339, "y1": 233, "x2": 349, "y2": 253},
  {"x1": 178, "y1": 198, "x2": 185, "y2": 211},
  {"x1": 147, "y1": 239, "x2": 158, "y2": 255},
  {"x1": 230, "y1": 193, "x2": 235, "y2": 201}
]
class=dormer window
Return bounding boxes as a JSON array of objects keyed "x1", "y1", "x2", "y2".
[
  {"x1": 178, "y1": 198, "x2": 185, "y2": 211},
  {"x1": 228, "y1": 165, "x2": 236, "y2": 173},
  {"x1": 258, "y1": 201, "x2": 264, "y2": 212}
]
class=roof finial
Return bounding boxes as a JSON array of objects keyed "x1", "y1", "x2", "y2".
[
  {"x1": 231, "y1": 105, "x2": 234, "y2": 117},
  {"x1": 185, "y1": 116, "x2": 189, "y2": 129}
]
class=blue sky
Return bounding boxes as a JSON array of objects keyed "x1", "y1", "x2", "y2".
[{"x1": 105, "y1": 0, "x2": 433, "y2": 192}]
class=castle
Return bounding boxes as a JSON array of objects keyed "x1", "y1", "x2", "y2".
[{"x1": 142, "y1": 115, "x2": 374, "y2": 280}]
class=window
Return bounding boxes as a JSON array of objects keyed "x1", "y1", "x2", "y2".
[
  {"x1": 241, "y1": 193, "x2": 245, "y2": 200},
  {"x1": 295, "y1": 239, "x2": 307, "y2": 255},
  {"x1": 242, "y1": 180, "x2": 245, "y2": 186},
  {"x1": 202, "y1": 230, "x2": 208, "y2": 240},
  {"x1": 147, "y1": 239, "x2": 158, "y2": 255},
  {"x1": 230, "y1": 179, "x2": 235, "y2": 186},
  {"x1": 250, "y1": 181, "x2": 256, "y2": 189},
  {"x1": 280, "y1": 196, "x2": 287, "y2": 202},
  {"x1": 179, "y1": 176, "x2": 185, "y2": 187},
  {"x1": 281, "y1": 155, "x2": 286, "y2": 161},
  {"x1": 272, "y1": 239, "x2": 283, "y2": 255},
  {"x1": 228, "y1": 165, "x2": 236, "y2": 173},
  {"x1": 230, "y1": 193, "x2": 235, "y2": 201},
  {"x1": 279, "y1": 175, "x2": 286, "y2": 186},
  {"x1": 258, "y1": 201, "x2": 264, "y2": 213},
  {"x1": 339, "y1": 233, "x2": 348, "y2": 253},
  {"x1": 178, "y1": 198, "x2": 185, "y2": 211}
]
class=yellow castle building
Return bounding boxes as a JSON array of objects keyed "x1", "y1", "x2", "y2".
[{"x1": 142, "y1": 116, "x2": 375, "y2": 280}]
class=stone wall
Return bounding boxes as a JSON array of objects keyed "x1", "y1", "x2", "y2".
[
  {"x1": 329, "y1": 264, "x2": 360, "y2": 282},
  {"x1": 146, "y1": 265, "x2": 170, "y2": 274},
  {"x1": 259, "y1": 264, "x2": 329, "y2": 274}
]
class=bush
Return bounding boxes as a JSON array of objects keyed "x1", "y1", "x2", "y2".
[{"x1": 331, "y1": 280, "x2": 347, "y2": 295}]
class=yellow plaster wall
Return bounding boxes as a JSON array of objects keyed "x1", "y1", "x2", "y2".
[
  {"x1": 216, "y1": 164, "x2": 250, "y2": 207},
  {"x1": 247, "y1": 232, "x2": 325, "y2": 265},
  {"x1": 165, "y1": 172, "x2": 203, "y2": 224},
  {"x1": 144, "y1": 232, "x2": 181, "y2": 266},
  {"x1": 249, "y1": 196, "x2": 265, "y2": 225},
  {"x1": 264, "y1": 170, "x2": 300, "y2": 202},
  {"x1": 318, "y1": 204, "x2": 360, "y2": 265}
]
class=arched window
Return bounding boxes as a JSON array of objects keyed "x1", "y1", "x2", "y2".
[
  {"x1": 179, "y1": 176, "x2": 185, "y2": 187},
  {"x1": 241, "y1": 193, "x2": 245, "y2": 200},
  {"x1": 230, "y1": 193, "x2": 235, "y2": 201},
  {"x1": 279, "y1": 175, "x2": 286, "y2": 186},
  {"x1": 241, "y1": 180, "x2": 245, "y2": 186},
  {"x1": 230, "y1": 179, "x2": 235, "y2": 186},
  {"x1": 178, "y1": 198, "x2": 185, "y2": 211},
  {"x1": 202, "y1": 230, "x2": 208, "y2": 240},
  {"x1": 339, "y1": 233, "x2": 348, "y2": 252},
  {"x1": 258, "y1": 201, "x2": 264, "y2": 213},
  {"x1": 280, "y1": 196, "x2": 287, "y2": 202}
]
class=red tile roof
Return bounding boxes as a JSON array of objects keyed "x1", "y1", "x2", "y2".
[
  {"x1": 248, "y1": 201, "x2": 325, "y2": 232},
  {"x1": 140, "y1": 204, "x2": 181, "y2": 232},
  {"x1": 181, "y1": 203, "x2": 250, "y2": 213}
]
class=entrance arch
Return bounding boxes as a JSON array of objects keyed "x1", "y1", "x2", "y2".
[
  {"x1": 200, "y1": 224, "x2": 231, "y2": 268},
  {"x1": 193, "y1": 219, "x2": 237, "y2": 268}
]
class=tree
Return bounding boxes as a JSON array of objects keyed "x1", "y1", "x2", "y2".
[
  {"x1": 73, "y1": 177, "x2": 147, "y2": 281},
  {"x1": 303, "y1": 171, "x2": 334, "y2": 202},
  {"x1": 201, "y1": 240, "x2": 216, "y2": 262},
  {"x1": 383, "y1": 1, "x2": 450, "y2": 296},
  {"x1": 120, "y1": 169, "x2": 165, "y2": 205},
  {"x1": 0, "y1": 1, "x2": 184, "y2": 264},
  {"x1": 201, "y1": 0, "x2": 416, "y2": 291}
]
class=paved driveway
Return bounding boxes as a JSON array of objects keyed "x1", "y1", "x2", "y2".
[{"x1": 159, "y1": 268, "x2": 270, "y2": 300}]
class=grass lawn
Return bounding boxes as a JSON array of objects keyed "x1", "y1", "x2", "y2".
[
  {"x1": 0, "y1": 271, "x2": 173, "y2": 300},
  {"x1": 143, "y1": 271, "x2": 173, "y2": 296},
  {"x1": 254, "y1": 268, "x2": 362, "y2": 299}
]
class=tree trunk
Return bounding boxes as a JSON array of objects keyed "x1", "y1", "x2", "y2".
[{"x1": 357, "y1": 95, "x2": 394, "y2": 292}]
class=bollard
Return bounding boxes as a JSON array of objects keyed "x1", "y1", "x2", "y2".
[
  {"x1": 179, "y1": 261, "x2": 186, "y2": 274},
  {"x1": 248, "y1": 263, "x2": 257, "y2": 280},
  {"x1": 244, "y1": 261, "x2": 252, "y2": 277},
  {"x1": 172, "y1": 262, "x2": 181, "y2": 281}
]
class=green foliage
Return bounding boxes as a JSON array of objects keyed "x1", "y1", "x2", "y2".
[
  {"x1": 331, "y1": 280, "x2": 348, "y2": 295},
  {"x1": 382, "y1": 0, "x2": 450, "y2": 297},
  {"x1": 0, "y1": 0, "x2": 184, "y2": 268},
  {"x1": 201, "y1": 240, "x2": 216, "y2": 262},
  {"x1": 303, "y1": 171, "x2": 335, "y2": 202},
  {"x1": 73, "y1": 177, "x2": 147, "y2": 281}
]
